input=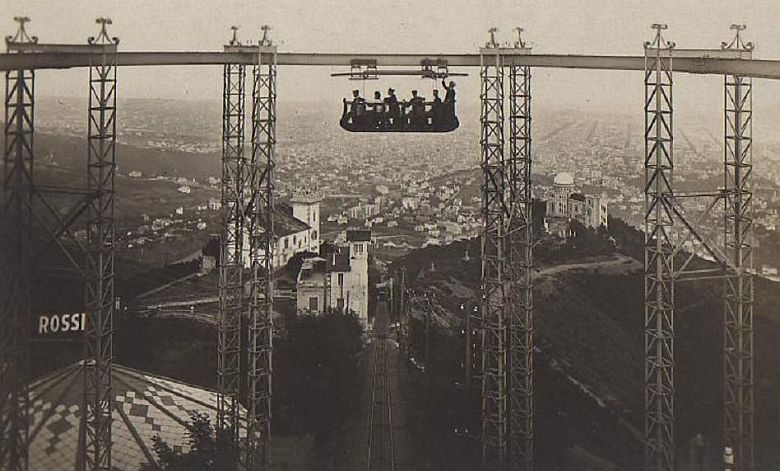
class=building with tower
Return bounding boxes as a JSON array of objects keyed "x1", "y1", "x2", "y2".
[
  {"x1": 295, "y1": 228, "x2": 371, "y2": 329},
  {"x1": 546, "y1": 171, "x2": 608, "y2": 231},
  {"x1": 239, "y1": 190, "x2": 323, "y2": 269},
  {"x1": 291, "y1": 189, "x2": 322, "y2": 250}
]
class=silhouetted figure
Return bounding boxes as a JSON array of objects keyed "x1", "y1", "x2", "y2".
[
  {"x1": 369, "y1": 91, "x2": 386, "y2": 129},
  {"x1": 349, "y1": 89, "x2": 366, "y2": 125},
  {"x1": 688, "y1": 433, "x2": 707, "y2": 471},
  {"x1": 430, "y1": 89, "x2": 444, "y2": 130},
  {"x1": 407, "y1": 90, "x2": 426, "y2": 127},
  {"x1": 442, "y1": 79, "x2": 456, "y2": 103},
  {"x1": 385, "y1": 88, "x2": 401, "y2": 128},
  {"x1": 442, "y1": 79, "x2": 457, "y2": 126}
]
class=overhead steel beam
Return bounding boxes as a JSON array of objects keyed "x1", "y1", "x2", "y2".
[{"x1": 2, "y1": 50, "x2": 780, "y2": 78}]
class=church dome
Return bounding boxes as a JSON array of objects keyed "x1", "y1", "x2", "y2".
[{"x1": 553, "y1": 172, "x2": 575, "y2": 186}]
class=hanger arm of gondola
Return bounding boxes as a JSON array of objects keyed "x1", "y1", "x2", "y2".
[{"x1": 330, "y1": 70, "x2": 468, "y2": 78}]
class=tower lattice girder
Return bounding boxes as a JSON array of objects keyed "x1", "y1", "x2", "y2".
[
  {"x1": 480, "y1": 49, "x2": 508, "y2": 467},
  {"x1": 643, "y1": 25, "x2": 676, "y2": 471},
  {"x1": 83, "y1": 19, "x2": 119, "y2": 471},
  {"x1": 218, "y1": 52, "x2": 247, "y2": 444},
  {"x1": 722, "y1": 25, "x2": 755, "y2": 471},
  {"x1": 246, "y1": 45, "x2": 276, "y2": 469},
  {"x1": 1, "y1": 21, "x2": 36, "y2": 471},
  {"x1": 507, "y1": 62, "x2": 533, "y2": 471}
]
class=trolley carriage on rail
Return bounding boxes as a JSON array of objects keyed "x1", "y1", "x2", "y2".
[{"x1": 333, "y1": 58, "x2": 464, "y2": 133}]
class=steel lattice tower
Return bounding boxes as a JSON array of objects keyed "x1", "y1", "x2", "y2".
[
  {"x1": 643, "y1": 24, "x2": 675, "y2": 471},
  {"x1": 722, "y1": 24, "x2": 755, "y2": 471},
  {"x1": 506, "y1": 28, "x2": 533, "y2": 471},
  {"x1": 245, "y1": 28, "x2": 277, "y2": 469},
  {"x1": 83, "y1": 18, "x2": 119, "y2": 471},
  {"x1": 1, "y1": 17, "x2": 36, "y2": 471},
  {"x1": 218, "y1": 26, "x2": 247, "y2": 445},
  {"x1": 479, "y1": 35, "x2": 508, "y2": 467}
]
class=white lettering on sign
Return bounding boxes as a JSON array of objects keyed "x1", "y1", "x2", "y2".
[{"x1": 37, "y1": 313, "x2": 87, "y2": 335}]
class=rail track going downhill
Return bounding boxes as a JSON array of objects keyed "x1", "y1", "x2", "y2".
[{"x1": 367, "y1": 301, "x2": 396, "y2": 471}]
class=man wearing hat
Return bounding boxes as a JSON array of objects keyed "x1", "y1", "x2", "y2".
[
  {"x1": 385, "y1": 87, "x2": 401, "y2": 128},
  {"x1": 441, "y1": 79, "x2": 457, "y2": 126},
  {"x1": 349, "y1": 89, "x2": 367, "y2": 126}
]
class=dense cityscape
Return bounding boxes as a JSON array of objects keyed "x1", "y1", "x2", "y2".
[{"x1": 30, "y1": 96, "x2": 780, "y2": 276}]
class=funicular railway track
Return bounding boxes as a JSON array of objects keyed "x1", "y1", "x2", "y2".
[{"x1": 367, "y1": 307, "x2": 396, "y2": 471}]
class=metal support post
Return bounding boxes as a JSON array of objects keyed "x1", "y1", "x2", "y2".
[
  {"x1": 643, "y1": 24, "x2": 675, "y2": 471},
  {"x1": 246, "y1": 27, "x2": 277, "y2": 469},
  {"x1": 83, "y1": 18, "x2": 118, "y2": 471},
  {"x1": 218, "y1": 26, "x2": 247, "y2": 445},
  {"x1": 507, "y1": 26, "x2": 533, "y2": 471},
  {"x1": 1, "y1": 16, "x2": 37, "y2": 471},
  {"x1": 480, "y1": 30, "x2": 508, "y2": 467},
  {"x1": 721, "y1": 24, "x2": 754, "y2": 471}
]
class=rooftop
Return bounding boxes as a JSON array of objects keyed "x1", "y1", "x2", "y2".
[
  {"x1": 276, "y1": 202, "x2": 311, "y2": 238},
  {"x1": 554, "y1": 172, "x2": 575, "y2": 186},
  {"x1": 26, "y1": 363, "x2": 243, "y2": 471},
  {"x1": 346, "y1": 228, "x2": 372, "y2": 242}
]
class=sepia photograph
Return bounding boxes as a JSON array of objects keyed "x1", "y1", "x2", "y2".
[{"x1": 1, "y1": 1, "x2": 779, "y2": 470}]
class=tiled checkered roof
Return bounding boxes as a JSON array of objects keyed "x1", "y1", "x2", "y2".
[{"x1": 26, "y1": 362, "x2": 244, "y2": 470}]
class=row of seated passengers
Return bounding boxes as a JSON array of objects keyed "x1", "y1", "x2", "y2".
[{"x1": 343, "y1": 80, "x2": 458, "y2": 128}]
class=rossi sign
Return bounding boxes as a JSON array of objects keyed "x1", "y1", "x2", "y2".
[{"x1": 35, "y1": 312, "x2": 87, "y2": 338}]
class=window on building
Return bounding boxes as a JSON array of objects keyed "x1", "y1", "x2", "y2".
[
  {"x1": 338, "y1": 273, "x2": 344, "y2": 285},
  {"x1": 284, "y1": 237, "x2": 289, "y2": 249},
  {"x1": 309, "y1": 297, "x2": 318, "y2": 311},
  {"x1": 312, "y1": 230, "x2": 318, "y2": 239}
]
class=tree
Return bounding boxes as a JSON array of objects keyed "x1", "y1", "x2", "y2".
[{"x1": 140, "y1": 412, "x2": 238, "y2": 471}]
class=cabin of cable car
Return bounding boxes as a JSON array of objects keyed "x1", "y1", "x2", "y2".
[
  {"x1": 340, "y1": 92, "x2": 458, "y2": 133},
  {"x1": 335, "y1": 59, "x2": 462, "y2": 133}
]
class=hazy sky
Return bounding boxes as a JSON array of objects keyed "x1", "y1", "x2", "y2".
[{"x1": 5, "y1": 0, "x2": 780, "y2": 121}]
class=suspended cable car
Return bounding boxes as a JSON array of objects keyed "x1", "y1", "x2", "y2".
[{"x1": 334, "y1": 59, "x2": 465, "y2": 133}]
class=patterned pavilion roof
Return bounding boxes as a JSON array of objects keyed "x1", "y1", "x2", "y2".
[{"x1": 27, "y1": 362, "x2": 243, "y2": 470}]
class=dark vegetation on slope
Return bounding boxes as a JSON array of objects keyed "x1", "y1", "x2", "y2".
[{"x1": 394, "y1": 218, "x2": 780, "y2": 469}]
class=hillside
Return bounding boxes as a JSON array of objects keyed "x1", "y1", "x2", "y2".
[{"x1": 394, "y1": 221, "x2": 780, "y2": 470}]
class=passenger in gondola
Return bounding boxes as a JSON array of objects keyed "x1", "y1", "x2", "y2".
[
  {"x1": 369, "y1": 91, "x2": 386, "y2": 129},
  {"x1": 442, "y1": 79, "x2": 457, "y2": 105},
  {"x1": 442, "y1": 79, "x2": 457, "y2": 126},
  {"x1": 385, "y1": 88, "x2": 401, "y2": 128},
  {"x1": 430, "y1": 89, "x2": 444, "y2": 130},
  {"x1": 349, "y1": 89, "x2": 367, "y2": 125},
  {"x1": 406, "y1": 90, "x2": 426, "y2": 127}
]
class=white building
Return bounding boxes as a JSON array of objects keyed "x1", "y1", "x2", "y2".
[
  {"x1": 402, "y1": 197, "x2": 420, "y2": 210},
  {"x1": 348, "y1": 203, "x2": 380, "y2": 220},
  {"x1": 546, "y1": 171, "x2": 608, "y2": 230},
  {"x1": 208, "y1": 198, "x2": 221, "y2": 210},
  {"x1": 238, "y1": 192, "x2": 322, "y2": 269},
  {"x1": 296, "y1": 229, "x2": 371, "y2": 329}
]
